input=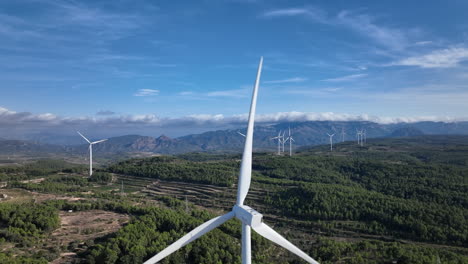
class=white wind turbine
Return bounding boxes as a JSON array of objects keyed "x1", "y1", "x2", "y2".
[
  {"x1": 144, "y1": 57, "x2": 319, "y2": 264},
  {"x1": 357, "y1": 129, "x2": 365, "y2": 146},
  {"x1": 286, "y1": 127, "x2": 295, "y2": 156},
  {"x1": 238, "y1": 131, "x2": 246, "y2": 137},
  {"x1": 363, "y1": 129, "x2": 367, "y2": 145},
  {"x1": 280, "y1": 130, "x2": 287, "y2": 153},
  {"x1": 327, "y1": 133, "x2": 335, "y2": 151},
  {"x1": 77, "y1": 131, "x2": 107, "y2": 176},
  {"x1": 270, "y1": 130, "x2": 283, "y2": 155},
  {"x1": 356, "y1": 129, "x2": 361, "y2": 145}
]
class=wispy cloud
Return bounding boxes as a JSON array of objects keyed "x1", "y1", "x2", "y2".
[
  {"x1": 322, "y1": 73, "x2": 367, "y2": 82},
  {"x1": 336, "y1": 11, "x2": 410, "y2": 50},
  {"x1": 261, "y1": 7, "x2": 414, "y2": 51},
  {"x1": 264, "y1": 77, "x2": 307, "y2": 84},
  {"x1": 391, "y1": 47, "x2": 468, "y2": 68},
  {"x1": 285, "y1": 87, "x2": 343, "y2": 96},
  {"x1": 0, "y1": 1, "x2": 165, "y2": 82},
  {"x1": 134, "y1": 89, "x2": 160, "y2": 97},
  {"x1": 261, "y1": 7, "x2": 329, "y2": 24},
  {"x1": 178, "y1": 91, "x2": 194, "y2": 96},
  {"x1": 206, "y1": 89, "x2": 248, "y2": 98},
  {"x1": 96, "y1": 110, "x2": 116, "y2": 116},
  {"x1": 414, "y1": 41, "x2": 433, "y2": 46}
]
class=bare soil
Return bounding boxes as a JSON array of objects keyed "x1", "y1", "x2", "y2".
[{"x1": 50, "y1": 210, "x2": 130, "y2": 264}]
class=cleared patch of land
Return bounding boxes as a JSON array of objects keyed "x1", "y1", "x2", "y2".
[{"x1": 50, "y1": 210, "x2": 130, "y2": 264}]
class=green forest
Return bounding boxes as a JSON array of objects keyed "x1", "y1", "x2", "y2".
[{"x1": 0, "y1": 136, "x2": 467, "y2": 263}]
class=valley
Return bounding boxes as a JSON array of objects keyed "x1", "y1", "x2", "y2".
[{"x1": 0, "y1": 135, "x2": 467, "y2": 263}]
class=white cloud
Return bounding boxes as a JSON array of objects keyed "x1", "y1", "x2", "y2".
[
  {"x1": 206, "y1": 89, "x2": 248, "y2": 98},
  {"x1": 1, "y1": 105, "x2": 466, "y2": 140},
  {"x1": 261, "y1": 8, "x2": 413, "y2": 50},
  {"x1": 336, "y1": 11, "x2": 409, "y2": 50},
  {"x1": 178, "y1": 91, "x2": 194, "y2": 96},
  {"x1": 0, "y1": 106, "x2": 462, "y2": 130},
  {"x1": 261, "y1": 7, "x2": 329, "y2": 24},
  {"x1": 263, "y1": 8, "x2": 311, "y2": 17},
  {"x1": 414, "y1": 41, "x2": 433, "y2": 46},
  {"x1": 322, "y1": 73, "x2": 367, "y2": 82},
  {"x1": 392, "y1": 47, "x2": 468, "y2": 68},
  {"x1": 264, "y1": 77, "x2": 307, "y2": 84},
  {"x1": 134, "y1": 89, "x2": 160, "y2": 97}
]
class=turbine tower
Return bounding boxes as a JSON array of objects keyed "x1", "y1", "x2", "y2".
[
  {"x1": 357, "y1": 129, "x2": 365, "y2": 146},
  {"x1": 341, "y1": 127, "x2": 345, "y2": 143},
  {"x1": 270, "y1": 131, "x2": 283, "y2": 155},
  {"x1": 327, "y1": 133, "x2": 335, "y2": 151},
  {"x1": 77, "y1": 131, "x2": 107, "y2": 176},
  {"x1": 287, "y1": 127, "x2": 295, "y2": 156},
  {"x1": 356, "y1": 129, "x2": 361, "y2": 145},
  {"x1": 280, "y1": 130, "x2": 287, "y2": 153},
  {"x1": 143, "y1": 57, "x2": 319, "y2": 264},
  {"x1": 363, "y1": 129, "x2": 367, "y2": 145}
]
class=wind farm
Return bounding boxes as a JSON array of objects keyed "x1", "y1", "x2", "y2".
[{"x1": 0, "y1": 1, "x2": 468, "y2": 263}]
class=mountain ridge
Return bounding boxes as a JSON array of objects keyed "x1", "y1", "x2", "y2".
[{"x1": 2, "y1": 120, "x2": 468, "y2": 155}]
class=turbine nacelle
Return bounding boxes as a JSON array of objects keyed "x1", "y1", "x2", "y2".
[{"x1": 233, "y1": 204, "x2": 263, "y2": 228}]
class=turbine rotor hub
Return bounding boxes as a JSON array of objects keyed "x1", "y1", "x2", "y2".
[{"x1": 233, "y1": 205, "x2": 263, "y2": 228}]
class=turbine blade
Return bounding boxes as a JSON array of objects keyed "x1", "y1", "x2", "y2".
[
  {"x1": 144, "y1": 211, "x2": 235, "y2": 264},
  {"x1": 91, "y1": 139, "x2": 108, "y2": 144},
  {"x1": 236, "y1": 57, "x2": 263, "y2": 206},
  {"x1": 77, "y1": 131, "x2": 90, "y2": 143},
  {"x1": 237, "y1": 131, "x2": 246, "y2": 137},
  {"x1": 252, "y1": 222, "x2": 319, "y2": 264}
]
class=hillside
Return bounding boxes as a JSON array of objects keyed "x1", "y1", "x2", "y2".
[
  {"x1": 0, "y1": 135, "x2": 467, "y2": 263},
  {"x1": 389, "y1": 127, "x2": 425, "y2": 137},
  {"x1": 0, "y1": 138, "x2": 65, "y2": 155},
  {"x1": 3, "y1": 121, "x2": 468, "y2": 157}
]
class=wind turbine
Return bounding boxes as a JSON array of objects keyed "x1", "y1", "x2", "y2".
[
  {"x1": 357, "y1": 129, "x2": 365, "y2": 146},
  {"x1": 341, "y1": 127, "x2": 345, "y2": 143},
  {"x1": 238, "y1": 131, "x2": 246, "y2": 137},
  {"x1": 356, "y1": 129, "x2": 361, "y2": 145},
  {"x1": 280, "y1": 130, "x2": 287, "y2": 153},
  {"x1": 143, "y1": 57, "x2": 319, "y2": 264},
  {"x1": 287, "y1": 127, "x2": 295, "y2": 156},
  {"x1": 363, "y1": 129, "x2": 367, "y2": 145},
  {"x1": 327, "y1": 133, "x2": 335, "y2": 151},
  {"x1": 77, "y1": 131, "x2": 107, "y2": 176},
  {"x1": 270, "y1": 131, "x2": 283, "y2": 155}
]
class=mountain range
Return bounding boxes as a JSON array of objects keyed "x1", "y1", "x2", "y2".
[{"x1": 2, "y1": 121, "x2": 468, "y2": 156}]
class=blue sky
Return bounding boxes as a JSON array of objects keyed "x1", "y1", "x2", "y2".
[{"x1": 1, "y1": 0, "x2": 468, "y2": 137}]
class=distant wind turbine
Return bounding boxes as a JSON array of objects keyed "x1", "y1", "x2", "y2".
[
  {"x1": 237, "y1": 131, "x2": 246, "y2": 137},
  {"x1": 280, "y1": 131, "x2": 287, "y2": 153},
  {"x1": 341, "y1": 127, "x2": 345, "y2": 143},
  {"x1": 357, "y1": 129, "x2": 365, "y2": 146},
  {"x1": 144, "y1": 57, "x2": 319, "y2": 264},
  {"x1": 270, "y1": 131, "x2": 283, "y2": 155},
  {"x1": 77, "y1": 131, "x2": 107, "y2": 176},
  {"x1": 363, "y1": 129, "x2": 367, "y2": 145},
  {"x1": 286, "y1": 127, "x2": 295, "y2": 156},
  {"x1": 327, "y1": 133, "x2": 335, "y2": 151},
  {"x1": 356, "y1": 129, "x2": 361, "y2": 145}
]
